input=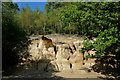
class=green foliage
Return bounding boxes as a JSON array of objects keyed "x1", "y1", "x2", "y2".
[
  {"x1": 83, "y1": 40, "x2": 94, "y2": 51},
  {"x1": 57, "y1": 2, "x2": 119, "y2": 37},
  {"x1": 94, "y1": 27, "x2": 119, "y2": 52},
  {"x1": 81, "y1": 27, "x2": 120, "y2": 59},
  {"x1": 13, "y1": 2, "x2": 120, "y2": 36}
]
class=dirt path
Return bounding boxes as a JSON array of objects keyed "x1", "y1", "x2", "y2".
[
  {"x1": 55, "y1": 70, "x2": 105, "y2": 78},
  {"x1": 2, "y1": 68, "x2": 107, "y2": 80}
]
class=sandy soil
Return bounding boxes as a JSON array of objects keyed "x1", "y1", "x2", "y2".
[
  {"x1": 55, "y1": 70, "x2": 105, "y2": 78},
  {"x1": 2, "y1": 68, "x2": 107, "y2": 80}
]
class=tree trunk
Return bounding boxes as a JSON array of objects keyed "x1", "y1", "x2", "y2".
[
  {"x1": 69, "y1": 23, "x2": 71, "y2": 34},
  {"x1": 43, "y1": 22, "x2": 46, "y2": 35}
]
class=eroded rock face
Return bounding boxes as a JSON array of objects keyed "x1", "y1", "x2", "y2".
[{"x1": 20, "y1": 35, "x2": 95, "y2": 72}]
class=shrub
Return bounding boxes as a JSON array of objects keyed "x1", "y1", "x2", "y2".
[{"x1": 80, "y1": 27, "x2": 120, "y2": 59}]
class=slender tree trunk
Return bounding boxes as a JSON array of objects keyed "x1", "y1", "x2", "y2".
[
  {"x1": 59, "y1": 20, "x2": 62, "y2": 33},
  {"x1": 69, "y1": 23, "x2": 71, "y2": 34},
  {"x1": 43, "y1": 22, "x2": 46, "y2": 35}
]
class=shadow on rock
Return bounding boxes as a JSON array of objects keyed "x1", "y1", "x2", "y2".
[
  {"x1": 2, "y1": 58, "x2": 64, "y2": 80},
  {"x1": 92, "y1": 56, "x2": 120, "y2": 79}
]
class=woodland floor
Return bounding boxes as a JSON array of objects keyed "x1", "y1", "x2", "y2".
[{"x1": 2, "y1": 67, "x2": 115, "y2": 80}]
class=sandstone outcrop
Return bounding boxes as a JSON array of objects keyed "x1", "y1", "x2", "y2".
[{"x1": 19, "y1": 35, "x2": 95, "y2": 72}]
